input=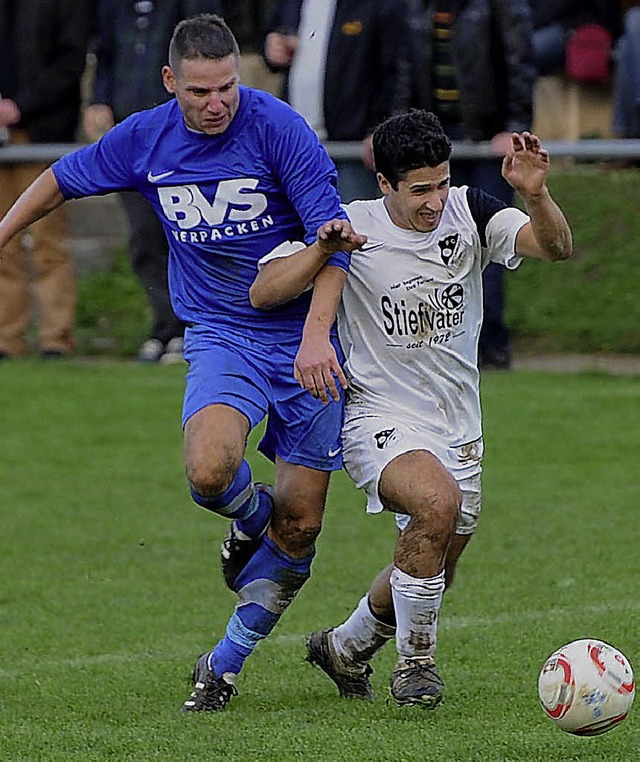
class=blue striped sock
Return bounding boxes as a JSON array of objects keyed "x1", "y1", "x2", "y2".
[
  {"x1": 209, "y1": 536, "x2": 314, "y2": 676},
  {"x1": 235, "y1": 486, "x2": 272, "y2": 539},
  {"x1": 189, "y1": 459, "x2": 258, "y2": 521}
]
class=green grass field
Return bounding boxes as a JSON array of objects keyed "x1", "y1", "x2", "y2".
[
  {"x1": 1, "y1": 361, "x2": 638, "y2": 761},
  {"x1": 507, "y1": 166, "x2": 640, "y2": 354}
]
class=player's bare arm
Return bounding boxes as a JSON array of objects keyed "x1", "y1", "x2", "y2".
[
  {"x1": 0, "y1": 168, "x2": 65, "y2": 251},
  {"x1": 502, "y1": 132, "x2": 572, "y2": 262},
  {"x1": 294, "y1": 265, "x2": 348, "y2": 405},
  {"x1": 249, "y1": 218, "x2": 366, "y2": 309}
]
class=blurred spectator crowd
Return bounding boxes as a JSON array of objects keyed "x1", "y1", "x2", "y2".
[{"x1": 0, "y1": 1, "x2": 636, "y2": 365}]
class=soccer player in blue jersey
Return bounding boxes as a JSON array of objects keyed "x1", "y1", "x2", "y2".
[{"x1": 0, "y1": 14, "x2": 366, "y2": 712}]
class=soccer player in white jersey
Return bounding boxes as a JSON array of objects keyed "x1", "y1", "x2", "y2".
[
  {"x1": 250, "y1": 110, "x2": 572, "y2": 707},
  {"x1": 0, "y1": 14, "x2": 366, "y2": 712}
]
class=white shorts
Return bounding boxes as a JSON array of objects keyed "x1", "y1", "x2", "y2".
[{"x1": 342, "y1": 410, "x2": 483, "y2": 536}]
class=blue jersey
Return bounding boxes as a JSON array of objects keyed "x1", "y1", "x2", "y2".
[{"x1": 53, "y1": 87, "x2": 349, "y2": 342}]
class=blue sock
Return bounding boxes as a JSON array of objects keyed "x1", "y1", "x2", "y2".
[
  {"x1": 189, "y1": 460, "x2": 269, "y2": 537},
  {"x1": 209, "y1": 536, "x2": 314, "y2": 677},
  {"x1": 236, "y1": 486, "x2": 272, "y2": 539}
]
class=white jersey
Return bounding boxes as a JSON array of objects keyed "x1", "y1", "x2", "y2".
[{"x1": 340, "y1": 187, "x2": 529, "y2": 464}]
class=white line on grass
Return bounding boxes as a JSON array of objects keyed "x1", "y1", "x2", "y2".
[{"x1": 1, "y1": 600, "x2": 636, "y2": 681}]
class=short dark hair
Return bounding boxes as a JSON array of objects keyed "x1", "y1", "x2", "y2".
[
  {"x1": 168, "y1": 14, "x2": 240, "y2": 71},
  {"x1": 373, "y1": 110, "x2": 453, "y2": 189}
]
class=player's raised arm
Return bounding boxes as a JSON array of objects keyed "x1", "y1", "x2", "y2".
[
  {"x1": 0, "y1": 168, "x2": 65, "y2": 252},
  {"x1": 249, "y1": 218, "x2": 366, "y2": 309},
  {"x1": 502, "y1": 132, "x2": 572, "y2": 262}
]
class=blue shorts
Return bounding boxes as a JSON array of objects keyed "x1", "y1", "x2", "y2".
[{"x1": 182, "y1": 324, "x2": 345, "y2": 471}]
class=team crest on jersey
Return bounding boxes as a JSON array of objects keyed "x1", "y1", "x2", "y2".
[
  {"x1": 438, "y1": 233, "x2": 460, "y2": 265},
  {"x1": 374, "y1": 427, "x2": 397, "y2": 449}
]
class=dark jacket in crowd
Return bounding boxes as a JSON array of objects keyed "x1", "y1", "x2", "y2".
[
  {"x1": 92, "y1": 0, "x2": 223, "y2": 123},
  {"x1": 222, "y1": 0, "x2": 278, "y2": 53},
  {"x1": 0, "y1": 0, "x2": 93, "y2": 142},
  {"x1": 529, "y1": 0, "x2": 609, "y2": 32},
  {"x1": 408, "y1": 0, "x2": 535, "y2": 141},
  {"x1": 264, "y1": 0, "x2": 411, "y2": 140}
]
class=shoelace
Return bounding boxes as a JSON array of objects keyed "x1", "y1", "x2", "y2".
[{"x1": 396, "y1": 658, "x2": 440, "y2": 682}]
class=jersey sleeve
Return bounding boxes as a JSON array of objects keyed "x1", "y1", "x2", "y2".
[
  {"x1": 257, "y1": 240, "x2": 307, "y2": 269},
  {"x1": 466, "y1": 186, "x2": 528, "y2": 270},
  {"x1": 485, "y1": 208, "x2": 529, "y2": 269},
  {"x1": 267, "y1": 113, "x2": 351, "y2": 272},
  {"x1": 52, "y1": 119, "x2": 138, "y2": 199}
]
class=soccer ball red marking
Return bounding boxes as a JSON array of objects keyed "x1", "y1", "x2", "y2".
[{"x1": 540, "y1": 654, "x2": 575, "y2": 720}]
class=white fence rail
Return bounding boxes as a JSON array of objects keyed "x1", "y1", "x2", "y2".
[{"x1": 3, "y1": 140, "x2": 640, "y2": 164}]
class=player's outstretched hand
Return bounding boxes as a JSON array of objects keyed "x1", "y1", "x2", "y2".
[
  {"x1": 502, "y1": 132, "x2": 550, "y2": 198},
  {"x1": 294, "y1": 332, "x2": 347, "y2": 405},
  {"x1": 317, "y1": 218, "x2": 367, "y2": 257}
]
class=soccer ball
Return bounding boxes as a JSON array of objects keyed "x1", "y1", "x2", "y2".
[{"x1": 538, "y1": 638, "x2": 635, "y2": 736}]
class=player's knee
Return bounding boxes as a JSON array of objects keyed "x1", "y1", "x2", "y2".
[
  {"x1": 183, "y1": 413, "x2": 246, "y2": 497},
  {"x1": 186, "y1": 458, "x2": 236, "y2": 498},
  {"x1": 271, "y1": 513, "x2": 322, "y2": 556},
  {"x1": 412, "y1": 481, "x2": 461, "y2": 537}
]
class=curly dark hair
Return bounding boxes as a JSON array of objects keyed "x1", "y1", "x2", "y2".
[
  {"x1": 169, "y1": 14, "x2": 239, "y2": 72},
  {"x1": 373, "y1": 110, "x2": 452, "y2": 189}
]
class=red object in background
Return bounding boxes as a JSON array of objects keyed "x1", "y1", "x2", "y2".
[{"x1": 565, "y1": 24, "x2": 612, "y2": 84}]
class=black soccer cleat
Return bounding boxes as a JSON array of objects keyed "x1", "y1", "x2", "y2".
[
  {"x1": 390, "y1": 656, "x2": 444, "y2": 709},
  {"x1": 181, "y1": 652, "x2": 237, "y2": 713},
  {"x1": 306, "y1": 628, "x2": 374, "y2": 700},
  {"x1": 220, "y1": 483, "x2": 274, "y2": 590}
]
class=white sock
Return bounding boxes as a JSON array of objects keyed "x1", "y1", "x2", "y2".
[
  {"x1": 331, "y1": 595, "x2": 396, "y2": 667},
  {"x1": 390, "y1": 567, "x2": 445, "y2": 661}
]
